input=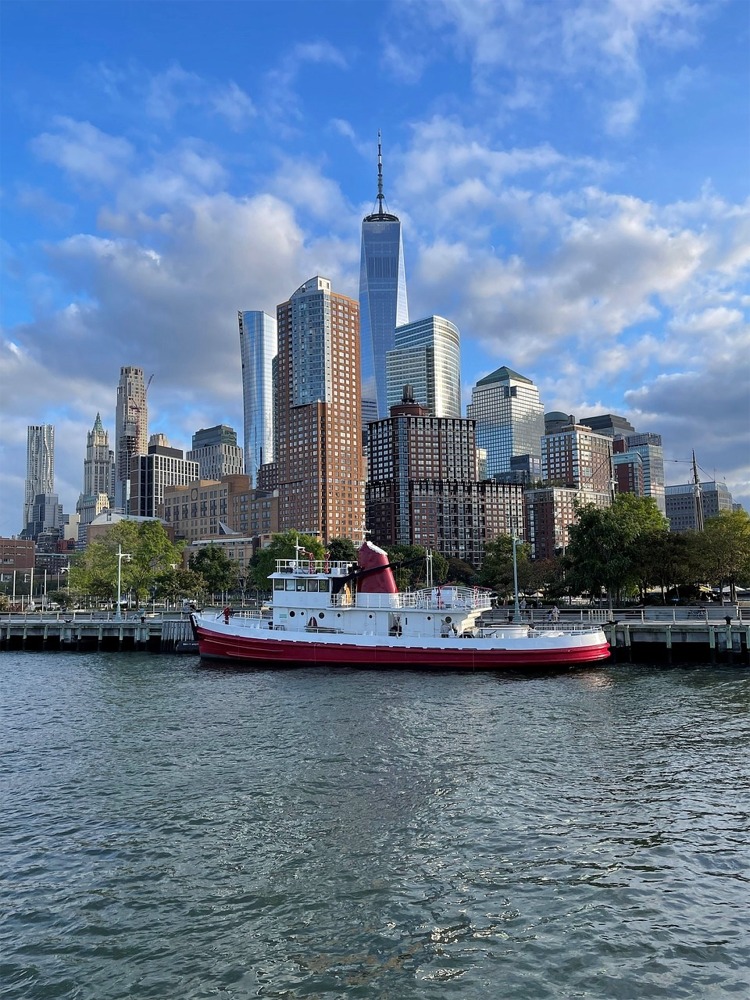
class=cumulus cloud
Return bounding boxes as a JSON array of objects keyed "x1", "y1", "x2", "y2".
[{"x1": 384, "y1": 0, "x2": 710, "y2": 132}]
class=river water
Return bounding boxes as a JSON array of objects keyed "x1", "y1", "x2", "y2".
[{"x1": 1, "y1": 653, "x2": 748, "y2": 999}]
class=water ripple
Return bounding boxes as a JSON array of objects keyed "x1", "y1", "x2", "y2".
[{"x1": 1, "y1": 654, "x2": 749, "y2": 998}]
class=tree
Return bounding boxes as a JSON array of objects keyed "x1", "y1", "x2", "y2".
[
  {"x1": 526, "y1": 556, "x2": 565, "y2": 601},
  {"x1": 565, "y1": 495, "x2": 669, "y2": 609},
  {"x1": 478, "y1": 534, "x2": 532, "y2": 600},
  {"x1": 327, "y1": 537, "x2": 358, "y2": 563},
  {"x1": 70, "y1": 519, "x2": 185, "y2": 608},
  {"x1": 154, "y1": 567, "x2": 204, "y2": 606},
  {"x1": 695, "y1": 510, "x2": 750, "y2": 602},
  {"x1": 248, "y1": 532, "x2": 326, "y2": 590},
  {"x1": 630, "y1": 529, "x2": 693, "y2": 603},
  {"x1": 446, "y1": 557, "x2": 479, "y2": 586},
  {"x1": 190, "y1": 544, "x2": 239, "y2": 598},
  {"x1": 381, "y1": 544, "x2": 448, "y2": 589}
]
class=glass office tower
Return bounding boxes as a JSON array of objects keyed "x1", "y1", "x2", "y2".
[
  {"x1": 238, "y1": 310, "x2": 277, "y2": 488},
  {"x1": 359, "y1": 133, "x2": 409, "y2": 422},
  {"x1": 467, "y1": 367, "x2": 545, "y2": 478},
  {"x1": 386, "y1": 315, "x2": 461, "y2": 418}
]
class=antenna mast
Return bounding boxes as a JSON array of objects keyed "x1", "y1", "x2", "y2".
[{"x1": 377, "y1": 129, "x2": 384, "y2": 217}]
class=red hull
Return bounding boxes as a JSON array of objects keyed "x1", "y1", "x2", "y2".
[{"x1": 194, "y1": 625, "x2": 610, "y2": 670}]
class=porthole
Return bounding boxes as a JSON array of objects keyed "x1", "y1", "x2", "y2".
[{"x1": 289, "y1": 610, "x2": 296, "y2": 617}]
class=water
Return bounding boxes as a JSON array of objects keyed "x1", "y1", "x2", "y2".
[{"x1": 1, "y1": 654, "x2": 748, "y2": 999}]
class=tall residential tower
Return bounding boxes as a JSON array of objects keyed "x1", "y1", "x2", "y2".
[
  {"x1": 359, "y1": 132, "x2": 409, "y2": 422},
  {"x1": 275, "y1": 275, "x2": 365, "y2": 543},
  {"x1": 115, "y1": 366, "x2": 148, "y2": 512},
  {"x1": 23, "y1": 424, "x2": 55, "y2": 529}
]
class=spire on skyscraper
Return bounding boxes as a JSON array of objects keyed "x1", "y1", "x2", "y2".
[
  {"x1": 364, "y1": 129, "x2": 399, "y2": 224},
  {"x1": 360, "y1": 131, "x2": 409, "y2": 421}
]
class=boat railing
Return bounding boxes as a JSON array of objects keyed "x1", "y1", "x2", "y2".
[
  {"x1": 275, "y1": 558, "x2": 351, "y2": 576},
  {"x1": 406, "y1": 586, "x2": 491, "y2": 611},
  {"x1": 341, "y1": 586, "x2": 491, "y2": 612},
  {"x1": 528, "y1": 622, "x2": 605, "y2": 635},
  {"x1": 228, "y1": 609, "x2": 268, "y2": 624}
]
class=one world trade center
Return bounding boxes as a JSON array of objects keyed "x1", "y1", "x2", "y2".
[{"x1": 359, "y1": 132, "x2": 409, "y2": 424}]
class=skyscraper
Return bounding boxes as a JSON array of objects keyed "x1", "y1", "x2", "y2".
[
  {"x1": 467, "y1": 367, "x2": 545, "y2": 479},
  {"x1": 386, "y1": 315, "x2": 461, "y2": 418},
  {"x1": 115, "y1": 366, "x2": 148, "y2": 512},
  {"x1": 626, "y1": 433, "x2": 666, "y2": 514},
  {"x1": 83, "y1": 413, "x2": 114, "y2": 500},
  {"x1": 366, "y1": 387, "x2": 524, "y2": 565},
  {"x1": 76, "y1": 413, "x2": 115, "y2": 545},
  {"x1": 359, "y1": 132, "x2": 409, "y2": 422},
  {"x1": 129, "y1": 436, "x2": 199, "y2": 518},
  {"x1": 275, "y1": 275, "x2": 365, "y2": 542},
  {"x1": 238, "y1": 310, "x2": 277, "y2": 487},
  {"x1": 188, "y1": 425, "x2": 244, "y2": 481},
  {"x1": 24, "y1": 424, "x2": 55, "y2": 530},
  {"x1": 541, "y1": 421, "x2": 614, "y2": 496}
]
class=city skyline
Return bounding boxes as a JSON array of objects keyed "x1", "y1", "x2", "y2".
[{"x1": 1, "y1": 0, "x2": 748, "y2": 533}]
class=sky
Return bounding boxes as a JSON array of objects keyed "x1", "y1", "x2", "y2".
[{"x1": 1, "y1": 0, "x2": 749, "y2": 536}]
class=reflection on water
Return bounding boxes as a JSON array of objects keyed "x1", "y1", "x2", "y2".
[{"x1": 1, "y1": 654, "x2": 748, "y2": 999}]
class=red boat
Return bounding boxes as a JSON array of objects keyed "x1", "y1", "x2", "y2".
[{"x1": 191, "y1": 541, "x2": 610, "y2": 670}]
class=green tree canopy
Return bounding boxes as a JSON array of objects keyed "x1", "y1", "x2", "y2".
[
  {"x1": 381, "y1": 544, "x2": 448, "y2": 590},
  {"x1": 478, "y1": 534, "x2": 532, "y2": 599},
  {"x1": 446, "y1": 557, "x2": 479, "y2": 586},
  {"x1": 694, "y1": 509, "x2": 750, "y2": 601},
  {"x1": 326, "y1": 537, "x2": 358, "y2": 563},
  {"x1": 248, "y1": 532, "x2": 326, "y2": 590},
  {"x1": 154, "y1": 567, "x2": 205, "y2": 605},
  {"x1": 190, "y1": 543, "x2": 239, "y2": 597},
  {"x1": 565, "y1": 494, "x2": 669, "y2": 608},
  {"x1": 69, "y1": 519, "x2": 185, "y2": 607}
]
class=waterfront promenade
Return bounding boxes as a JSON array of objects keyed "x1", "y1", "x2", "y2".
[{"x1": 1, "y1": 606, "x2": 748, "y2": 663}]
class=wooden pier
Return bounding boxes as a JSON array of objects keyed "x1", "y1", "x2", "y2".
[
  {"x1": 0, "y1": 614, "x2": 195, "y2": 654},
  {"x1": 1, "y1": 608, "x2": 748, "y2": 663}
]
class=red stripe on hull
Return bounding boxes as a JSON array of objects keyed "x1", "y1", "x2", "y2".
[{"x1": 194, "y1": 626, "x2": 610, "y2": 669}]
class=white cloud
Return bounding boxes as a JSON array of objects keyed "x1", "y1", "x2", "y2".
[
  {"x1": 210, "y1": 81, "x2": 256, "y2": 131},
  {"x1": 31, "y1": 117, "x2": 134, "y2": 185}
]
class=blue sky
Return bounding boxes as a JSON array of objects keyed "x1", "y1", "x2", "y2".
[{"x1": 1, "y1": 0, "x2": 749, "y2": 534}]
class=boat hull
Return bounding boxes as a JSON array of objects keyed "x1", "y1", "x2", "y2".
[{"x1": 192, "y1": 619, "x2": 610, "y2": 670}]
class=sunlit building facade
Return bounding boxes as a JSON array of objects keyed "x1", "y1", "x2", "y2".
[
  {"x1": 359, "y1": 134, "x2": 409, "y2": 422},
  {"x1": 366, "y1": 390, "x2": 523, "y2": 566},
  {"x1": 115, "y1": 366, "x2": 148, "y2": 512},
  {"x1": 238, "y1": 310, "x2": 276, "y2": 488},
  {"x1": 24, "y1": 424, "x2": 55, "y2": 530},
  {"x1": 467, "y1": 367, "x2": 544, "y2": 479},
  {"x1": 626, "y1": 433, "x2": 666, "y2": 514},
  {"x1": 542, "y1": 422, "x2": 614, "y2": 497},
  {"x1": 386, "y1": 315, "x2": 461, "y2": 418},
  {"x1": 275, "y1": 276, "x2": 365, "y2": 543},
  {"x1": 188, "y1": 425, "x2": 244, "y2": 481}
]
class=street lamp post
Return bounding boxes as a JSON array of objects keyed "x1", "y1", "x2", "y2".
[
  {"x1": 116, "y1": 544, "x2": 132, "y2": 621},
  {"x1": 511, "y1": 533, "x2": 521, "y2": 624}
]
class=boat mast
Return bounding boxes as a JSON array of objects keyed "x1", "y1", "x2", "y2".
[{"x1": 692, "y1": 451, "x2": 704, "y2": 532}]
